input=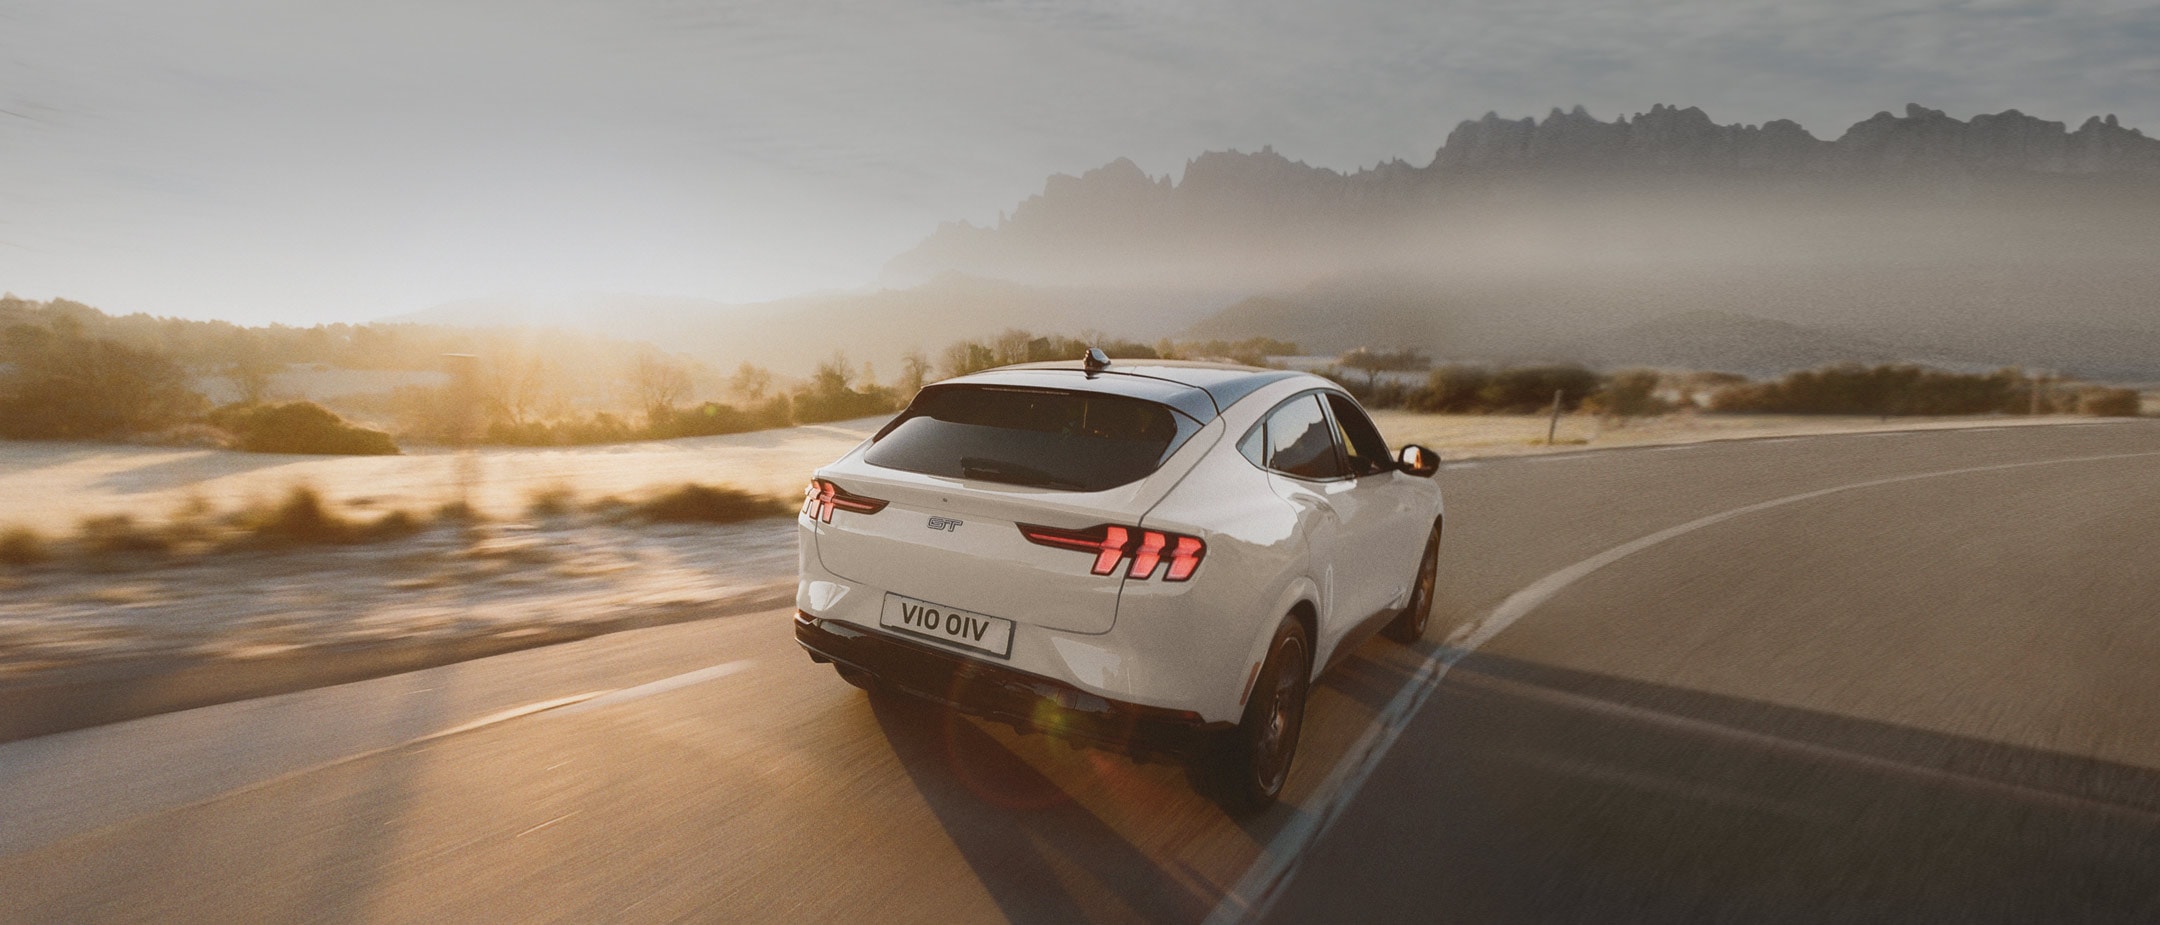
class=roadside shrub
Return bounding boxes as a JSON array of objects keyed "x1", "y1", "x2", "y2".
[
  {"x1": 791, "y1": 354, "x2": 903, "y2": 425},
  {"x1": 2078, "y1": 387, "x2": 2141, "y2": 417},
  {"x1": 79, "y1": 514, "x2": 172, "y2": 556},
  {"x1": 358, "y1": 509, "x2": 427, "y2": 541},
  {"x1": 212, "y1": 401, "x2": 400, "y2": 455},
  {"x1": 484, "y1": 411, "x2": 638, "y2": 446},
  {"x1": 0, "y1": 325, "x2": 206, "y2": 438},
  {"x1": 633, "y1": 484, "x2": 789, "y2": 524},
  {"x1": 1406, "y1": 366, "x2": 1494, "y2": 413},
  {"x1": 1582, "y1": 369, "x2": 1671, "y2": 419},
  {"x1": 245, "y1": 484, "x2": 354, "y2": 542},
  {"x1": 526, "y1": 485, "x2": 578, "y2": 519},
  {"x1": 434, "y1": 499, "x2": 483, "y2": 523},
  {"x1": 1478, "y1": 365, "x2": 1602, "y2": 413},
  {"x1": 651, "y1": 401, "x2": 759, "y2": 439},
  {"x1": 0, "y1": 527, "x2": 49, "y2": 566},
  {"x1": 1709, "y1": 364, "x2": 2030, "y2": 415}
]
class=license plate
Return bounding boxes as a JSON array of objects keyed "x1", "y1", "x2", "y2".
[{"x1": 879, "y1": 594, "x2": 1014, "y2": 658}]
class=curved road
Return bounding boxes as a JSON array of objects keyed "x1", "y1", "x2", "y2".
[{"x1": 3, "y1": 422, "x2": 2158, "y2": 923}]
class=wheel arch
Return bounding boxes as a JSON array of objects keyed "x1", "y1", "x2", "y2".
[{"x1": 1235, "y1": 577, "x2": 1321, "y2": 708}]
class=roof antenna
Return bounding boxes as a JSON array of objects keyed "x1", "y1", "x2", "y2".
[{"x1": 1083, "y1": 347, "x2": 1111, "y2": 376}]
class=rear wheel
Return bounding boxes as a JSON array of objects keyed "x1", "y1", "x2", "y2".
[
  {"x1": 1383, "y1": 521, "x2": 1442, "y2": 644},
  {"x1": 1210, "y1": 618, "x2": 1311, "y2": 814}
]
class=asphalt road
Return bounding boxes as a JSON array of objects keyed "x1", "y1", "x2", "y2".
[{"x1": 3, "y1": 421, "x2": 2158, "y2": 923}]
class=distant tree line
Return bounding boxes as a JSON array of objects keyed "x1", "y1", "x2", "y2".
[
  {"x1": 4, "y1": 293, "x2": 2140, "y2": 456},
  {"x1": 1321, "y1": 351, "x2": 2142, "y2": 420},
  {"x1": 1707, "y1": 364, "x2": 2139, "y2": 417}
]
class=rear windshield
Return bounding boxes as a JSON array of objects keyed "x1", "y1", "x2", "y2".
[{"x1": 865, "y1": 386, "x2": 1201, "y2": 492}]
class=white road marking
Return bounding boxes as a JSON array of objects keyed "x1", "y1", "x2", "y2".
[
  {"x1": 553, "y1": 661, "x2": 753, "y2": 715},
  {"x1": 515, "y1": 811, "x2": 579, "y2": 838},
  {"x1": 1207, "y1": 447, "x2": 2160, "y2": 924},
  {"x1": 1522, "y1": 454, "x2": 1589, "y2": 463},
  {"x1": 0, "y1": 689, "x2": 615, "y2": 859},
  {"x1": 0, "y1": 661, "x2": 758, "y2": 858},
  {"x1": 431, "y1": 694, "x2": 610, "y2": 738}
]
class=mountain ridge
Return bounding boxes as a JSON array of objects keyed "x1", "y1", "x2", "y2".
[{"x1": 887, "y1": 103, "x2": 2160, "y2": 287}]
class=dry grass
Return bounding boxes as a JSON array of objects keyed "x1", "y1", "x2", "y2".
[
  {"x1": 632, "y1": 483, "x2": 791, "y2": 524},
  {"x1": 10, "y1": 476, "x2": 788, "y2": 571},
  {"x1": 79, "y1": 515, "x2": 174, "y2": 557},
  {"x1": 228, "y1": 486, "x2": 357, "y2": 546},
  {"x1": 433, "y1": 499, "x2": 483, "y2": 524},
  {"x1": 526, "y1": 484, "x2": 579, "y2": 519},
  {"x1": 19, "y1": 485, "x2": 439, "y2": 567},
  {"x1": 0, "y1": 527, "x2": 50, "y2": 566}
]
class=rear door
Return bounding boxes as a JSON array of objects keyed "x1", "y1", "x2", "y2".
[{"x1": 1250, "y1": 393, "x2": 1354, "y2": 638}]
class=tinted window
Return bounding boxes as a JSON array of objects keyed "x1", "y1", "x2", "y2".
[
  {"x1": 865, "y1": 386, "x2": 1199, "y2": 492},
  {"x1": 1264, "y1": 394, "x2": 1345, "y2": 480},
  {"x1": 1326, "y1": 393, "x2": 1394, "y2": 477},
  {"x1": 1237, "y1": 424, "x2": 1267, "y2": 469}
]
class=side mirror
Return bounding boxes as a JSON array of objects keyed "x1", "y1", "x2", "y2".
[{"x1": 1396, "y1": 444, "x2": 1440, "y2": 477}]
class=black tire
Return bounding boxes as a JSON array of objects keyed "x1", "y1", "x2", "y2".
[
  {"x1": 834, "y1": 664, "x2": 880, "y2": 694},
  {"x1": 1211, "y1": 618, "x2": 1312, "y2": 814},
  {"x1": 1383, "y1": 520, "x2": 1442, "y2": 644}
]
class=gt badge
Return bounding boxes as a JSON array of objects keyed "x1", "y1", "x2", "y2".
[{"x1": 927, "y1": 516, "x2": 964, "y2": 532}]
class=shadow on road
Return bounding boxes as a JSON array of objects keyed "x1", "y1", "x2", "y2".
[
  {"x1": 867, "y1": 694, "x2": 1219, "y2": 923},
  {"x1": 88, "y1": 451, "x2": 300, "y2": 496},
  {"x1": 1269, "y1": 652, "x2": 2160, "y2": 923}
]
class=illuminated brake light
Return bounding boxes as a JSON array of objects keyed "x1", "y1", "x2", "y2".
[
  {"x1": 1018, "y1": 523, "x2": 1205, "y2": 582},
  {"x1": 1128, "y1": 530, "x2": 1167, "y2": 579},
  {"x1": 1093, "y1": 526, "x2": 1129, "y2": 576},
  {"x1": 1165, "y1": 535, "x2": 1206, "y2": 581},
  {"x1": 801, "y1": 479, "x2": 888, "y2": 523}
]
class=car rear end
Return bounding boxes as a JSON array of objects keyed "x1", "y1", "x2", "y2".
[{"x1": 793, "y1": 369, "x2": 1240, "y2": 758}]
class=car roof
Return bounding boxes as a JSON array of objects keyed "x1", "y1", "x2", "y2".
[{"x1": 934, "y1": 359, "x2": 1313, "y2": 421}]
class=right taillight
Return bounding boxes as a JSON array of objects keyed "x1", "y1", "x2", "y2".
[{"x1": 1017, "y1": 523, "x2": 1206, "y2": 582}]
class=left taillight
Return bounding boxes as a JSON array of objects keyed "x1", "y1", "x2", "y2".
[
  {"x1": 802, "y1": 478, "x2": 889, "y2": 523},
  {"x1": 1017, "y1": 523, "x2": 1207, "y2": 582}
]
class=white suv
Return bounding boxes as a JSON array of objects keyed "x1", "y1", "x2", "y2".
[{"x1": 794, "y1": 354, "x2": 1444, "y2": 809}]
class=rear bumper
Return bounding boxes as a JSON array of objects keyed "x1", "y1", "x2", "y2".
[{"x1": 795, "y1": 612, "x2": 1235, "y2": 761}]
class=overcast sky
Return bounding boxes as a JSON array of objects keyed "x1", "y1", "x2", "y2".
[{"x1": 4, "y1": 0, "x2": 2156, "y2": 325}]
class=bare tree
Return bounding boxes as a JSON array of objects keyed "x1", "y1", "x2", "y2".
[
  {"x1": 629, "y1": 347, "x2": 694, "y2": 425},
  {"x1": 898, "y1": 350, "x2": 929, "y2": 395},
  {"x1": 226, "y1": 352, "x2": 281, "y2": 405},
  {"x1": 1339, "y1": 347, "x2": 1431, "y2": 389},
  {"x1": 727, "y1": 362, "x2": 774, "y2": 403},
  {"x1": 993, "y1": 328, "x2": 1033, "y2": 366},
  {"x1": 481, "y1": 349, "x2": 552, "y2": 427},
  {"x1": 941, "y1": 340, "x2": 995, "y2": 378}
]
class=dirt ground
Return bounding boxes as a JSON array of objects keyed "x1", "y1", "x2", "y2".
[{"x1": 0, "y1": 417, "x2": 889, "y2": 534}]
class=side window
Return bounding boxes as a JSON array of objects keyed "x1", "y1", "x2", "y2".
[
  {"x1": 1325, "y1": 393, "x2": 1394, "y2": 477},
  {"x1": 1237, "y1": 424, "x2": 1267, "y2": 468},
  {"x1": 1264, "y1": 394, "x2": 1347, "y2": 480}
]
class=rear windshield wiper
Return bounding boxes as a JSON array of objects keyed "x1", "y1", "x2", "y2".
[{"x1": 959, "y1": 457, "x2": 1087, "y2": 490}]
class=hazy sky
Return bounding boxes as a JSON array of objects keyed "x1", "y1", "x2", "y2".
[{"x1": 4, "y1": 0, "x2": 2156, "y2": 325}]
